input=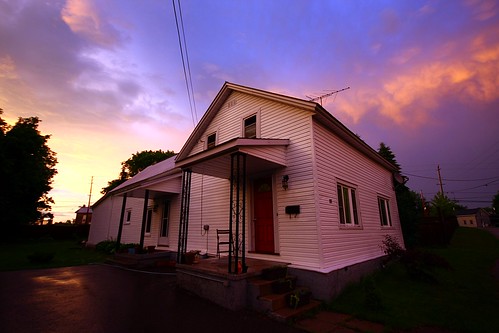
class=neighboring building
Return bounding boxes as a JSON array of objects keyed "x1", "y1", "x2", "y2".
[
  {"x1": 88, "y1": 82, "x2": 404, "y2": 300},
  {"x1": 456, "y1": 208, "x2": 490, "y2": 228},
  {"x1": 75, "y1": 205, "x2": 92, "y2": 224}
]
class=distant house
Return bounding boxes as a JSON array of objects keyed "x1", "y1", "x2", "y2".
[
  {"x1": 75, "y1": 205, "x2": 92, "y2": 224},
  {"x1": 456, "y1": 208, "x2": 490, "y2": 228},
  {"x1": 88, "y1": 82, "x2": 404, "y2": 301}
]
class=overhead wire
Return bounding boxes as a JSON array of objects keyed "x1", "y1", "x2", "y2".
[{"x1": 172, "y1": 0, "x2": 197, "y2": 126}]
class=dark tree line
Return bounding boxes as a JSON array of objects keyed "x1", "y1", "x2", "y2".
[{"x1": 0, "y1": 109, "x2": 58, "y2": 229}]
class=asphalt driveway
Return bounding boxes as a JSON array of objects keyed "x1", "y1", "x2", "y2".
[{"x1": 0, "y1": 264, "x2": 303, "y2": 333}]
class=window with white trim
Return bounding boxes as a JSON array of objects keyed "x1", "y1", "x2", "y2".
[
  {"x1": 337, "y1": 183, "x2": 360, "y2": 226},
  {"x1": 378, "y1": 197, "x2": 392, "y2": 227},
  {"x1": 206, "y1": 133, "x2": 216, "y2": 149},
  {"x1": 243, "y1": 114, "x2": 257, "y2": 138},
  {"x1": 125, "y1": 210, "x2": 132, "y2": 224}
]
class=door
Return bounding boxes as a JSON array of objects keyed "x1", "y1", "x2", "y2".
[
  {"x1": 158, "y1": 200, "x2": 170, "y2": 246},
  {"x1": 253, "y1": 177, "x2": 275, "y2": 253}
]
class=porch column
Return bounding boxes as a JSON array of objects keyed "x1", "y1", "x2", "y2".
[
  {"x1": 115, "y1": 193, "x2": 128, "y2": 252},
  {"x1": 139, "y1": 190, "x2": 150, "y2": 249},
  {"x1": 177, "y1": 169, "x2": 192, "y2": 263},
  {"x1": 229, "y1": 152, "x2": 247, "y2": 274}
]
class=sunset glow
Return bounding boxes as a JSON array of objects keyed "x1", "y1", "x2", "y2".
[{"x1": 1, "y1": 0, "x2": 497, "y2": 221}]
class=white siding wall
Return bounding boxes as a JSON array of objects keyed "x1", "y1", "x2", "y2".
[
  {"x1": 313, "y1": 121, "x2": 404, "y2": 271},
  {"x1": 185, "y1": 91, "x2": 321, "y2": 268},
  {"x1": 179, "y1": 173, "x2": 231, "y2": 254},
  {"x1": 119, "y1": 197, "x2": 148, "y2": 244},
  {"x1": 87, "y1": 195, "x2": 121, "y2": 245}
]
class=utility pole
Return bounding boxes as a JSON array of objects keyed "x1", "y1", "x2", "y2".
[
  {"x1": 85, "y1": 176, "x2": 93, "y2": 224},
  {"x1": 437, "y1": 165, "x2": 444, "y2": 195}
]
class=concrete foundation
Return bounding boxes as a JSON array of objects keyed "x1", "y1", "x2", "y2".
[{"x1": 288, "y1": 256, "x2": 385, "y2": 301}]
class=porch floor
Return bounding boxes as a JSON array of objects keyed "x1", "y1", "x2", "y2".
[{"x1": 177, "y1": 256, "x2": 288, "y2": 279}]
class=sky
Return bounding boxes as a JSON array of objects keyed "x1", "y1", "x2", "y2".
[{"x1": 1, "y1": 0, "x2": 498, "y2": 222}]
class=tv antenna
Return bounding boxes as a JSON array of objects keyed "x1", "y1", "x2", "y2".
[{"x1": 307, "y1": 86, "x2": 350, "y2": 106}]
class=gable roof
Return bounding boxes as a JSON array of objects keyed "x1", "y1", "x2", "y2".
[
  {"x1": 176, "y1": 81, "x2": 397, "y2": 172},
  {"x1": 111, "y1": 155, "x2": 179, "y2": 195},
  {"x1": 75, "y1": 206, "x2": 92, "y2": 214}
]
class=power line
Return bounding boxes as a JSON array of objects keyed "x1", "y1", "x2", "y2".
[
  {"x1": 172, "y1": 0, "x2": 197, "y2": 126},
  {"x1": 402, "y1": 172, "x2": 499, "y2": 183}
]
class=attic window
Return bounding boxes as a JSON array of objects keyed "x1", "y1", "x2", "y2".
[
  {"x1": 207, "y1": 133, "x2": 216, "y2": 149},
  {"x1": 244, "y1": 115, "x2": 257, "y2": 139}
]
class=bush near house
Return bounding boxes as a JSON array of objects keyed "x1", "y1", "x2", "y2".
[{"x1": 328, "y1": 227, "x2": 499, "y2": 333}]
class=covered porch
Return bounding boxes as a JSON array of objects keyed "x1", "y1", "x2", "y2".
[
  {"x1": 111, "y1": 168, "x2": 181, "y2": 251},
  {"x1": 175, "y1": 138, "x2": 290, "y2": 275}
]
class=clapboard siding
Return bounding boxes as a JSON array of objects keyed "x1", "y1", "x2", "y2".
[
  {"x1": 313, "y1": 121, "x2": 402, "y2": 270},
  {"x1": 181, "y1": 173, "x2": 232, "y2": 254},
  {"x1": 120, "y1": 198, "x2": 152, "y2": 244},
  {"x1": 88, "y1": 195, "x2": 121, "y2": 245},
  {"x1": 182, "y1": 91, "x2": 320, "y2": 267}
]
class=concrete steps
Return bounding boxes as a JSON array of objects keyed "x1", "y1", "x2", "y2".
[{"x1": 248, "y1": 274, "x2": 321, "y2": 322}]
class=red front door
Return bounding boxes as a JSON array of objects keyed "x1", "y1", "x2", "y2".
[{"x1": 253, "y1": 177, "x2": 275, "y2": 253}]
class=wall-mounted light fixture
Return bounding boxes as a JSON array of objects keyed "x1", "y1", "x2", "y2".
[{"x1": 282, "y1": 175, "x2": 289, "y2": 190}]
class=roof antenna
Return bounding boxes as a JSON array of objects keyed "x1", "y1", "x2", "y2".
[{"x1": 307, "y1": 86, "x2": 350, "y2": 106}]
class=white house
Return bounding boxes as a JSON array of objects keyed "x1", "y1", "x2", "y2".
[
  {"x1": 88, "y1": 82, "x2": 404, "y2": 301},
  {"x1": 456, "y1": 208, "x2": 490, "y2": 228}
]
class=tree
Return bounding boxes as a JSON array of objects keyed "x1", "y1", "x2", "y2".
[
  {"x1": 429, "y1": 192, "x2": 464, "y2": 218},
  {"x1": 101, "y1": 149, "x2": 175, "y2": 194},
  {"x1": 378, "y1": 142, "x2": 420, "y2": 247},
  {"x1": 0, "y1": 110, "x2": 58, "y2": 229}
]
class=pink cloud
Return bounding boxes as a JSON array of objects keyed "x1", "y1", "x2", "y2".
[
  {"x1": 61, "y1": 0, "x2": 122, "y2": 47},
  {"x1": 333, "y1": 31, "x2": 498, "y2": 128}
]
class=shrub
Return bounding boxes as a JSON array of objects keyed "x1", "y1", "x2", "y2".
[
  {"x1": 380, "y1": 235, "x2": 404, "y2": 260},
  {"x1": 95, "y1": 240, "x2": 117, "y2": 254}
]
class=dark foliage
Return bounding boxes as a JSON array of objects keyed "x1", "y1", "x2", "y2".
[
  {"x1": 95, "y1": 240, "x2": 139, "y2": 254},
  {"x1": 378, "y1": 142, "x2": 421, "y2": 247},
  {"x1": 0, "y1": 110, "x2": 57, "y2": 228},
  {"x1": 381, "y1": 234, "x2": 452, "y2": 283}
]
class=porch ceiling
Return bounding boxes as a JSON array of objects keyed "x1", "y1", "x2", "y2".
[{"x1": 175, "y1": 138, "x2": 290, "y2": 179}]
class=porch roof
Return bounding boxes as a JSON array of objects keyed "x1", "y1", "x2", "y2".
[
  {"x1": 111, "y1": 155, "x2": 181, "y2": 198},
  {"x1": 175, "y1": 138, "x2": 290, "y2": 178}
]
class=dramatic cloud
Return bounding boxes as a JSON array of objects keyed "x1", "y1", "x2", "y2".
[{"x1": 1, "y1": 0, "x2": 497, "y2": 220}]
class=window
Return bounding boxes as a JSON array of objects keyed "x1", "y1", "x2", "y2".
[
  {"x1": 126, "y1": 210, "x2": 131, "y2": 223},
  {"x1": 145, "y1": 208, "x2": 153, "y2": 234},
  {"x1": 337, "y1": 183, "x2": 359, "y2": 226},
  {"x1": 207, "y1": 133, "x2": 216, "y2": 149},
  {"x1": 244, "y1": 115, "x2": 257, "y2": 138},
  {"x1": 161, "y1": 200, "x2": 170, "y2": 237},
  {"x1": 378, "y1": 197, "x2": 392, "y2": 227}
]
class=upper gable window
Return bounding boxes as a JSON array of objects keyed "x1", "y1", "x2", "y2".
[
  {"x1": 207, "y1": 133, "x2": 216, "y2": 149},
  {"x1": 244, "y1": 115, "x2": 257, "y2": 138}
]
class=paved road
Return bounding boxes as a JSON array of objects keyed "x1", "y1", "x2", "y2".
[{"x1": 0, "y1": 265, "x2": 303, "y2": 333}]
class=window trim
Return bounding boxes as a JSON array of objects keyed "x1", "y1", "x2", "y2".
[
  {"x1": 206, "y1": 132, "x2": 217, "y2": 150},
  {"x1": 337, "y1": 182, "x2": 361, "y2": 227},
  {"x1": 378, "y1": 196, "x2": 392, "y2": 227},
  {"x1": 125, "y1": 209, "x2": 132, "y2": 225},
  {"x1": 242, "y1": 112, "x2": 260, "y2": 138}
]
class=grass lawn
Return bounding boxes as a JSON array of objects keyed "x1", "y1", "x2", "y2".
[
  {"x1": 0, "y1": 238, "x2": 110, "y2": 271},
  {"x1": 327, "y1": 227, "x2": 499, "y2": 333}
]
